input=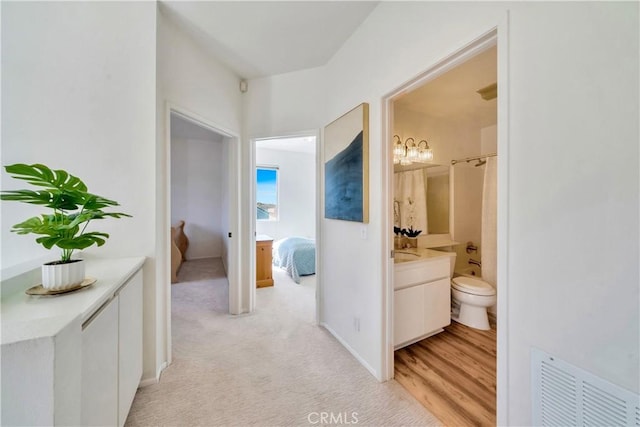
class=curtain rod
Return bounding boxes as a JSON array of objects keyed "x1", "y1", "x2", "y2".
[{"x1": 451, "y1": 153, "x2": 497, "y2": 165}]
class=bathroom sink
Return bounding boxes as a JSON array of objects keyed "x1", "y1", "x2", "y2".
[{"x1": 394, "y1": 251, "x2": 421, "y2": 262}]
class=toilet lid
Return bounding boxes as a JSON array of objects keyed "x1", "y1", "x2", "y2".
[{"x1": 452, "y1": 276, "x2": 495, "y2": 296}]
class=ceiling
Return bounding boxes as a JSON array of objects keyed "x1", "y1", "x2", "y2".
[
  {"x1": 170, "y1": 113, "x2": 225, "y2": 142},
  {"x1": 394, "y1": 46, "x2": 497, "y2": 128},
  {"x1": 256, "y1": 136, "x2": 316, "y2": 154},
  {"x1": 160, "y1": 1, "x2": 379, "y2": 79}
]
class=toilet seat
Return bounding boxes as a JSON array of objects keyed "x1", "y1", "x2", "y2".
[{"x1": 452, "y1": 276, "x2": 495, "y2": 296}]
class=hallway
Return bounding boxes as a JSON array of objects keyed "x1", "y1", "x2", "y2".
[{"x1": 126, "y1": 261, "x2": 439, "y2": 426}]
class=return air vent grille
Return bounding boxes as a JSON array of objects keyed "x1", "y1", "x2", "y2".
[
  {"x1": 532, "y1": 348, "x2": 640, "y2": 426},
  {"x1": 540, "y1": 361, "x2": 577, "y2": 426}
]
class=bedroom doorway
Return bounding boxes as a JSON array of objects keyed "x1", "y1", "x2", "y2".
[
  {"x1": 250, "y1": 133, "x2": 320, "y2": 321},
  {"x1": 164, "y1": 107, "x2": 241, "y2": 365}
]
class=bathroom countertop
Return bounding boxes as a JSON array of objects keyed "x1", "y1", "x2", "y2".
[{"x1": 394, "y1": 247, "x2": 452, "y2": 264}]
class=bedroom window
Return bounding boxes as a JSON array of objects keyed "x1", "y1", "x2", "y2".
[{"x1": 256, "y1": 166, "x2": 278, "y2": 221}]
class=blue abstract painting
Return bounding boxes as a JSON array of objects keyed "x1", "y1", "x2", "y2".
[{"x1": 324, "y1": 103, "x2": 369, "y2": 223}]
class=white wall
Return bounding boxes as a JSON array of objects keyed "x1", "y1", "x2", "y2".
[
  {"x1": 245, "y1": 2, "x2": 639, "y2": 424},
  {"x1": 394, "y1": 106, "x2": 482, "y2": 165},
  {"x1": 1, "y1": 0, "x2": 160, "y2": 379},
  {"x1": 255, "y1": 148, "x2": 316, "y2": 241},
  {"x1": 1, "y1": 1, "x2": 156, "y2": 266},
  {"x1": 245, "y1": 67, "x2": 325, "y2": 138},
  {"x1": 171, "y1": 138, "x2": 225, "y2": 259},
  {"x1": 505, "y1": 3, "x2": 638, "y2": 422},
  {"x1": 481, "y1": 124, "x2": 497, "y2": 154}
]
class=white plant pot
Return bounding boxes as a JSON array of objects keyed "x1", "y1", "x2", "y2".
[{"x1": 42, "y1": 259, "x2": 85, "y2": 291}]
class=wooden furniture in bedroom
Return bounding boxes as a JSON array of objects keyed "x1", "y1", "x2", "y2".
[
  {"x1": 171, "y1": 220, "x2": 189, "y2": 283},
  {"x1": 256, "y1": 235, "x2": 274, "y2": 288},
  {"x1": 174, "y1": 220, "x2": 189, "y2": 261}
]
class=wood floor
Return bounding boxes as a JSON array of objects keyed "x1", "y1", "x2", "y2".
[{"x1": 394, "y1": 321, "x2": 496, "y2": 427}]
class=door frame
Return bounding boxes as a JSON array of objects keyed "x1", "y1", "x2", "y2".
[
  {"x1": 380, "y1": 18, "x2": 510, "y2": 425},
  {"x1": 249, "y1": 130, "x2": 322, "y2": 324},
  {"x1": 162, "y1": 102, "x2": 242, "y2": 368}
]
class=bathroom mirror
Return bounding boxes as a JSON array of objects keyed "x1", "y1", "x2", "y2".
[{"x1": 393, "y1": 163, "x2": 449, "y2": 235}]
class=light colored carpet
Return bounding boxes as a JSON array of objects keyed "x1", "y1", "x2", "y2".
[{"x1": 125, "y1": 258, "x2": 440, "y2": 427}]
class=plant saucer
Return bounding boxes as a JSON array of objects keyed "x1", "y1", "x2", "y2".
[{"x1": 26, "y1": 277, "x2": 97, "y2": 296}]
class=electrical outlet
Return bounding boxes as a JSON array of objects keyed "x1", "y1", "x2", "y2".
[
  {"x1": 360, "y1": 226, "x2": 367, "y2": 240},
  {"x1": 354, "y1": 317, "x2": 360, "y2": 332}
]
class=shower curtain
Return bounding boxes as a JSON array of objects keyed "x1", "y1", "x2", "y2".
[
  {"x1": 481, "y1": 157, "x2": 497, "y2": 287},
  {"x1": 394, "y1": 170, "x2": 427, "y2": 234}
]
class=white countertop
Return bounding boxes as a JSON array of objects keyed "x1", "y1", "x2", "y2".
[
  {"x1": 1, "y1": 256, "x2": 145, "y2": 345},
  {"x1": 394, "y1": 247, "x2": 452, "y2": 264}
]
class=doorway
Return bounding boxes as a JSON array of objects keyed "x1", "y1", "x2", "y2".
[
  {"x1": 249, "y1": 133, "x2": 320, "y2": 320},
  {"x1": 382, "y1": 27, "x2": 508, "y2": 425},
  {"x1": 164, "y1": 107, "x2": 241, "y2": 366}
]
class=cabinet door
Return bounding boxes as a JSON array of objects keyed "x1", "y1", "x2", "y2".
[
  {"x1": 394, "y1": 285, "x2": 425, "y2": 347},
  {"x1": 81, "y1": 297, "x2": 119, "y2": 427},
  {"x1": 424, "y1": 277, "x2": 451, "y2": 334},
  {"x1": 117, "y1": 270, "x2": 143, "y2": 427}
]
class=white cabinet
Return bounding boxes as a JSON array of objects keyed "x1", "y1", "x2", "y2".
[
  {"x1": 423, "y1": 277, "x2": 451, "y2": 333},
  {"x1": 81, "y1": 269, "x2": 143, "y2": 427},
  {"x1": 81, "y1": 297, "x2": 119, "y2": 427},
  {"x1": 394, "y1": 284, "x2": 426, "y2": 346},
  {"x1": 394, "y1": 254, "x2": 451, "y2": 349},
  {"x1": 1, "y1": 257, "x2": 145, "y2": 427},
  {"x1": 117, "y1": 270, "x2": 143, "y2": 427}
]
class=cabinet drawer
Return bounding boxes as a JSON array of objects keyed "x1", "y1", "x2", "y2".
[{"x1": 394, "y1": 258, "x2": 449, "y2": 290}]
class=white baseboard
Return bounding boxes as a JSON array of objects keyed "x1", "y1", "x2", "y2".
[
  {"x1": 320, "y1": 322, "x2": 381, "y2": 381},
  {"x1": 139, "y1": 361, "x2": 168, "y2": 388},
  {"x1": 221, "y1": 256, "x2": 228, "y2": 275}
]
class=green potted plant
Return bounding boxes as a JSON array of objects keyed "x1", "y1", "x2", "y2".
[{"x1": 1, "y1": 163, "x2": 131, "y2": 291}]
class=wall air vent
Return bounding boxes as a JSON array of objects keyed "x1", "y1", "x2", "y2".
[{"x1": 532, "y1": 348, "x2": 640, "y2": 426}]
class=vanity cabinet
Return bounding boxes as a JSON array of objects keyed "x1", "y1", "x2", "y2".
[
  {"x1": 394, "y1": 254, "x2": 451, "y2": 349},
  {"x1": 394, "y1": 284, "x2": 426, "y2": 346}
]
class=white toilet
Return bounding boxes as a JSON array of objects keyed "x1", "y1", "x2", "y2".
[
  {"x1": 451, "y1": 276, "x2": 496, "y2": 330},
  {"x1": 433, "y1": 249, "x2": 496, "y2": 331}
]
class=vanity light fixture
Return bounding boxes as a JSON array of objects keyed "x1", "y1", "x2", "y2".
[
  {"x1": 393, "y1": 135, "x2": 434, "y2": 165},
  {"x1": 417, "y1": 139, "x2": 434, "y2": 162}
]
